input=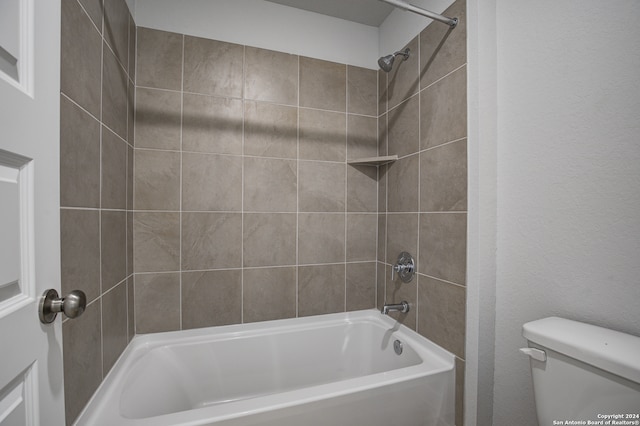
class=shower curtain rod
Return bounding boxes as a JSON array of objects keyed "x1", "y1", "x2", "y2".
[{"x1": 378, "y1": 0, "x2": 458, "y2": 27}]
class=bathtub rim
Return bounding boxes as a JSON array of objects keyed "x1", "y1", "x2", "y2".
[{"x1": 75, "y1": 309, "x2": 455, "y2": 426}]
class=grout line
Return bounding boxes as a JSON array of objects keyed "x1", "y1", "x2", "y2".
[
  {"x1": 131, "y1": 261, "x2": 378, "y2": 276},
  {"x1": 103, "y1": 35, "x2": 128, "y2": 79},
  {"x1": 295, "y1": 54, "x2": 300, "y2": 319},
  {"x1": 98, "y1": 4, "x2": 105, "y2": 380},
  {"x1": 420, "y1": 62, "x2": 466, "y2": 93},
  {"x1": 60, "y1": 92, "x2": 100, "y2": 124},
  {"x1": 121, "y1": 210, "x2": 379, "y2": 215},
  {"x1": 123, "y1": 210, "x2": 466, "y2": 215},
  {"x1": 132, "y1": 98, "x2": 137, "y2": 335},
  {"x1": 416, "y1": 272, "x2": 467, "y2": 289},
  {"x1": 60, "y1": 92, "x2": 134, "y2": 151},
  {"x1": 240, "y1": 45, "x2": 246, "y2": 324},
  {"x1": 134, "y1": 85, "x2": 183, "y2": 94},
  {"x1": 178, "y1": 34, "x2": 185, "y2": 331},
  {"x1": 386, "y1": 211, "x2": 468, "y2": 214},
  {"x1": 383, "y1": 107, "x2": 389, "y2": 304},
  {"x1": 344, "y1": 65, "x2": 348, "y2": 312},
  {"x1": 133, "y1": 146, "x2": 357, "y2": 166},
  {"x1": 416, "y1": 35, "x2": 422, "y2": 332},
  {"x1": 125, "y1": 98, "x2": 130, "y2": 342},
  {"x1": 133, "y1": 86, "x2": 378, "y2": 119},
  {"x1": 60, "y1": 88, "x2": 133, "y2": 148},
  {"x1": 131, "y1": 16, "x2": 138, "y2": 338},
  {"x1": 74, "y1": 0, "x2": 101, "y2": 38},
  {"x1": 418, "y1": 137, "x2": 467, "y2": 155}
]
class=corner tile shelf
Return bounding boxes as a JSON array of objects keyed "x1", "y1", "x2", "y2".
[{"x1": 347, "y1": 155, "x2": 398, "y2": 167}]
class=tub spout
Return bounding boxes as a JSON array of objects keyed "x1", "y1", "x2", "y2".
[{"x1": 381, "y1": 301, "x2": 410, "y2": 315}]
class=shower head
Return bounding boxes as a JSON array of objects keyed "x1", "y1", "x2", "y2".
[{"x1": 378, "y1": 48, "x2": 410, "y2": 72}]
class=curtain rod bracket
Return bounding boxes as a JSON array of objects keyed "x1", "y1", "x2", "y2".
[{"x1": 379, "y1": 0, "x2": 458, "y2": 28}]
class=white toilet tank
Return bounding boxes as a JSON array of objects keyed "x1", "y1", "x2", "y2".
[{"x1": 522, "y1": 317, "x2": 640, "y2": 425}]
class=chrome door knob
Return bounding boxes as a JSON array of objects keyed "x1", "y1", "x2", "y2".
[{"x1": 39, "y1": 289, "x2": 87, "y2": 324}]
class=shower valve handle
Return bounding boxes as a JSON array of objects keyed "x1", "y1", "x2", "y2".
[{"x1": 391, "y1": 252, "x2": 415, "y2": 283}]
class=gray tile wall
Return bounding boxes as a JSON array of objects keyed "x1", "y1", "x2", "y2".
[
  {"x1": 59, "y1": 0, "x2": 135, "y2": 423},
  {"x1": 59, "y1": 1, "x2": 467, "y2": 423},
  {"x1": 132, "y1": 28, "x2": 380, "y2": 333},
  {"x1": 377, "y1": 1, "x2": 467, "y2": 424}
]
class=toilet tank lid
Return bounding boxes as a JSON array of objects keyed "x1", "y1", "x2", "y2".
[{"x1": 522, "y1": 317, "x2": 640, "y2": 384}]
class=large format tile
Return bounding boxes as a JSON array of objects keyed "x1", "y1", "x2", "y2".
[
  {"x1": 127, "y1": 79, "x2": 135, "y2": 145},
  {"x1": 182, "y1": 153, "x2": 242, "y2": 211},
  {"x1": 133, "y1": 212, "x2": 180, "y2": 272},
  {"x1": 388, "y1": 95, "x2": 419, "y2": 157},
  {"x1": 101, "y1": 210, "x2": 127, "y2": 291},
  {"x1": 300, "y1": 57, "x2": 346, "y2": 112},
  {"x1": 182, "y1": 94, "x2": 243, "y2": 155},
  {"x1": 63, "y1": 301, "x2": 102, "y2": 424},
  {"x1": 181, "y1": 213, "x2": 242, "y2": 270},
  {"x1": 417, "y1": 275, "x2": 466, "y2": 358},
  {"x1": 136, "y1": 27, "x2": 183, "y2": 90},
  {"x1": 184, "y1": 36, "x2": 243, "y2": 98},
  {"x1": 61, "y1": 0, "x2": 102, "y2": 117},
  {"x1": 378, "y1": 112, "x2": 388, "y2": 156},
  {"x1": 101, "y1": 126, "x2": 127, "y2": 210},
  {"x1": 60, "y1": 209, "x2": 100, "y2": 301},
  {"x1": 377, "y1": 214, "x2": 386, "y2": 262},
  {"x1": 134, "y1": 273, "x2": 181, "y2": 333},
  {"x1": 378, "y1": 164, "x2": 388, "y2": 213},
  {"x1": 243, "y1": 213, "x2": 296, "y2": 267},
  {"x1": 346, "y1": 214, "x2": 377, "y2": 262},
  {"x1": 378, "y1": 68, "x2": 387, "y2": 116},
  {"x1": 127, "y1": 141, "x2": 133, "y2": 209},
  {"x1": 182, "y1": 270, "x2": 242, "y2": 329},
  {"x1": 243, "y1": 267, "x2": 296, "y2": 323},
  {"x1": 60, "y1": 95, "x2": 101, "y2": 208},
  {"x1": 298, "y1": 213, "x2": 345, "y2": 264},
  {"x1": 420, "y1": 139, "x2": 467, "y2": 212},
  {"x1": 420, "y1": 66, "x2": 467, "y2": 149},
  {"x1": 127, "y1": 211, "x2": 133, "y2": 275},
  {"x1": 420, "y1": 0, "x2": 467, "y2": 89},
  {"x1": 101, "y1": 281, "x2": 128, "y2": 374},
  {"x1": 244, "y1": 101, "x2": 297, "y2": 159},
  {"x1": 134, "y1": 87, "x2": 182, "y2": 150},
  {"x1": 347, "y1": 165, "x2": 377, "y2": 213},
  {"x1": 128, "y1": 13, "x2": 136, "y2": 78},
  {"x1": 104, "y1": 0, "x2": 129, "y2": 67},
  {"x1": 347, "y1": 65, "x2": 378, "y2": 116},
  {"x1": 134, "y1": 150, "x2": 180, "y2": 210},
  {"x1": 298, "y1": 109, "x2": 346, "y2": 162},
  {"x1": 102, "y1": 43, "x2": 128, "y2": 139},
  {"x1": 78, "y1": 0, "x2": 103, "y2": 31},
  {"x1": 245, "y1": 46, "x2": 298, "y2": 105},
  {"x1": 419, "y1": 213, "x2": 467, "y2": 284},
  {"x1": 376, "y1": 262, "x2": 386, "y2": 312},
  {"x1": 243, "y1": 157, "x2": 297, "y2": 212},
  {"x1": 298, "y1": 161, "x2": 346, "y2": 212},
  {"x1": 346, "y1": 262, "x2": 376, "y2": 311},
  {"x1": 127, "y1": 277, "x2": 135, "y2": 342},
  {"x1": 387, "y1": 154, "x2": 419, "y2": 213},
  {"x1": 347, "y1": 114, "x2": 378, "y2": 160},
  {"x1": 386, "y1": 213, "x2": 418, "y2": 266},
  {"x1": 298, "y1": 264, "x2": 345, "y2": 317}
]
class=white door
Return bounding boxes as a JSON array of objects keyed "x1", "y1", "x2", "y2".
[{"x1": 0, "y1": 0, "x2": 65, "y2": 425}]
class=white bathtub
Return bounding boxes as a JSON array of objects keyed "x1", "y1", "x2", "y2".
[{"x1": 75, "y1": 310, "x2": 455, "y2": 426}]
